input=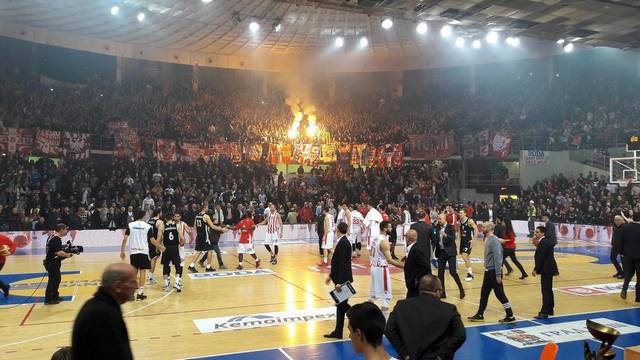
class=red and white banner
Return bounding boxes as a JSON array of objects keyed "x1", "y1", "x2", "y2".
[
  {"x1": 0, "y1": 128, "x2": 34, "y2": 154},
  {"x1": 243, "y1": 144, "x2": 263, "y2": 161},
  {"x1": 489, "y1": 131, "x2": 512, "y2": 159},
  {"x1": 407, "y1": 133, "x2": 455, "y2": 160},
  {"x1": 179, "y1": 142, "x2": 215, "y2": 162},
  {"x1": 35, "y1": 129, "x2": 62, "y2": 156},
  {"x1": 156, "y1": 139, "x2": 177, "y2": 161},
  {"x1": 62, "y1": 132, "x2": 91, "y2": 159},
  {"x1": 512, "y1": 220, "x2": 613, "y2": 243},
  {"x1": 113, "y1": 128, "x2": 140, "y2": 158},
  {"x1": 228, "y1": 142, "x2": 242, "y2": 163}
]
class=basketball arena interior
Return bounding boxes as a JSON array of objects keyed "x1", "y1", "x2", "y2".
[{"x1": 1, "y1": 0, "x2": 640, "y2": 359}]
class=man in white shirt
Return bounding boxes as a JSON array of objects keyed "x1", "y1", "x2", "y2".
[
  {"x1": 364, "y1": 201, "x2": 383, "y2": 250},
  {"x1": 350, "y1": 205, "x2": 365, "y2": 257}
]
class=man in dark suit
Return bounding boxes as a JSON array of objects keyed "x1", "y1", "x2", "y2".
[
  {"x1": 72, "y1": 263, "x2": 137, "y2": 360},
  {"x1": 404, "y1": 229, "x2": 432, "y2": 298},
  {"x1": 431, "y1": 213, "x2": 465, "y2": 299},
  {"x1": 532, "y1": 226, "x2": 558, "y2": 319},
  {"x1": 611, "y1": 215, "x2": 625, "y2": 279},
  {"x1": 324, "y1": 222, "x2": 353, "y2": 339},
  {"x1": 541, "y1": 212, "x2": 557, "y2": 245},
  {"x1": 620, "y1": 212, "x2": 640, "y2": 302},
  {"x1": 410, "y1": 210, "x2": 432, "y2": 248},
  {"x1": 386, "y1": 274, "x2": 466, "y2": 360}
]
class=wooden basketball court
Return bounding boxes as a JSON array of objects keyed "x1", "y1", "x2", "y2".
[{"x1": 1, "y1": 236, "x2": 639, "y2": 360}]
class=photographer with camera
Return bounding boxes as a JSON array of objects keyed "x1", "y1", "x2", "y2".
[{"x1": 44, "y1": 223, "x2": 75, "y2": 305}]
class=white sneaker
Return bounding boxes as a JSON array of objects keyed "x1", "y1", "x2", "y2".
[
  {"x1": 465, "y1": 274, "x2": 474, "y2": 282},
  {"x1": 147, "y1": 277, "x2": 156, "y2": 285},
  {"x1": 174, "y1": 280, "x2": 183, "y2": 293},
  {"x1": 163, "y1": 279, "x2": 170, "y2": 292}
]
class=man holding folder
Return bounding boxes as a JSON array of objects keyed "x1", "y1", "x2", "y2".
[{"x1": 325, "y1": 222, "x2": 353, "y2": 339}]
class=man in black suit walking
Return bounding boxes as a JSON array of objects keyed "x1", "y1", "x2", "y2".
[
  {"x1": 386, "y1": 274, "x2": 466, "y2": 360},
  {"x1": 324, "y1": 222, "x2": 353, "y2": 339},
  {"x1": 532, "y1": 226, "x2": 558, "y2": 319},
  {"x1": 620, "y1": 212, "x2": 640, "y2": 302},
  {"x1": 404, "y1": 229, "x2": 432, "y2": 298},
  {"x1": 431, "y1": 213, "x2": 465, "y2": 299}
]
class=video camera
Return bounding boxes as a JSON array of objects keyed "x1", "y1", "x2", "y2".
[{"x1": 63, "y1": 240, "x2": 84, "y2": 255}]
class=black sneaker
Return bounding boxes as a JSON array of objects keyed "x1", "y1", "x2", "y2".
[
  {"x1": 519, "y1": 274, "x2": 529, "y2": 280},
  {"x1": 44, "y1": 299, "x2": 61, "y2": 305},
  {"x1": 468, "y1": 314, "x2": 484, "y2": 322},
  {"x1": 270, "y1": 255, "x2": 276, "y2": 264},
  {"x1": 205, "y1": 267, "x2": 215, "y2": 272},
  {"x1": 1, "y1": 284, "x2": 10, "y2": 297},
  {"x1": 499, "y1": 316, "x2": 516, "y2": 323},
  {"x1": 188, "y1": 266, "x2": 198, "y2": 273},
  {"x1": 136, "y1": 293, "x2": 147, "y2": 301},
  {"x1": 272, "y1": 258, "x2": 278, "y2": 265}
]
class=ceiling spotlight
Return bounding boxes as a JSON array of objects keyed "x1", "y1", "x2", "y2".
[
  {"x1": 359, "y1": 36, "x2": 369, "y2": 47},
  {"x1": 381, "y1": 18, "x2": 393, "y2": 29},
  {"x1": 273, "y1": 19, "x2": 282, "y2": 32},
  {"x1": 506, "y1": 36, "x2": 520, "y2": 47},
  {"x1": 486, "y1": 31, "x2": 498, "y2": 44},
  {"x1": 335, "y1": 37, "x2": 344, "y2": 48},
  {"x1": 472, "y1": 39, "x2": 482, "y2": 49},
  {"x1": 137, "y1": 12, "x2": 145, "y2": 22},
  {"x1": 556, "y1": 39, "x2": 565, "y2": 45},
  {"x1": 202, "y1": 0, "x2": 213, "y2": 3},
  {"x1": 249, "y1": 21, "x2": 260, "y2": 32},
  {"x1": 440, "y1": 24, "x2": 452, "y2": 38},
  {"x1": 416, "y1": 21, "x2": 428, "y2": 35},
  {"x1": 455, "y1": 37, "x2": 465, "y2": 48},
  {"x1": 110, "y1": 6, "x2": 119, "y2": 16},
  {"x1": 563, "y1": 42, "x2": 574, "y2": 52}
]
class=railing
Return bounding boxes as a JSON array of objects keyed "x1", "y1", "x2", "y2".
[{"x1": 466, "y1": 174, "x2": 519, "y2": 186}]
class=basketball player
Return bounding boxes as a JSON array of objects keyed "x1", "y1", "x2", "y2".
[
  {"x1": 369, "y1": 221, "x2": 404, "y2": 318},
  {"x1": 364, "y1": 201, "x2": 383, "y2": 251},
  {"x1": 173, "y1": 212, "x2": 188, "y2": 268},
  {"x1": 259, "y1": 203, "x2": 283, "y2": 265},
  {"x1": 120, "y1": 210, "x2": 164, "y2": 300},
  {"x1": 160, "y1": 213, "x2": 184, "y2": 292},
  {"x1": 459, "y1": 208, "x2": 478, "y2": 281},
  {"x1": 350, "y1": 205, "x2": 365, "y2": 257},
  {"x1": 234, "y1": 212, "x2": 261, "y2": 270},
  {"x1": 188, "y1": 203, "x2": 228, "y2": 273},
  {"x1": 341, "y1": 202, "x2": 353, "y2": 240},
  {"x1": 321, "y1": 206, "x2": 336, "y2": 266},
  {"x1": 147, "y1": 209, "x2": 164, "y2": 284},
  {"x1": 401, "y1": 205, "x2": 412, "y2": 246}
]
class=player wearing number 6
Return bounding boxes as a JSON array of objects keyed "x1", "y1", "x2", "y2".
[{"x1": 160, "y1": 213, "x2": 185, "y2": 292}]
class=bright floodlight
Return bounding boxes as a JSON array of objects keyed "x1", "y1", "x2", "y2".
[
  {"x1": 440, "y1": 24, "x2": 452, "y2": 38},
  {"x1": 506, "y1": 36, "x2": 520, "y2": 47},
  {"x1": 274, "y1": 23, "x2": 282, "y2": 32},
  {"x1": 556, "y1": 39, "x2": 565, "y2": 45},
  {"x1": 110, "y1": 6, "x2": 119, "y2": 16},
  {"x1": 486, "y1": 31, "x2": 498, "y2": 44},
  {"x1": 472, "y1": 39, "x2": 482, "y2": 49},
  {"x1": 563, "y1": 43, "x2": 574, "y2": 53},
  {"x1": 359, "y1": 36, "x2": 368, "y2": 48},
  {"x1": 202, "y1": 0, "x2": 213, "y2": 3},
  {"x1": 455, "y1": 37, "x2": 465, "y2": 48},
  {"x1": 416, "y1": 22, "x2": 428, "y2": 35},
  {"x1": 249, "y1": 21, "x2": 260, "y2": 32},
  {"x1": 381, "y1": 18, "x2": 393, "y2": 29},
  {"x1": 335, "y1": 37, "x2": 344, "y2": 48},
  {"x1": 137, "y1": 12, "x2": 145, "y2": 22}
]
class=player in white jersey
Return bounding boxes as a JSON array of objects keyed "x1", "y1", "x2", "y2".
[
  {"x1": 120, "y1": 210, "x2": 164, "y2": 301},
  {"x1": 258, "y1": 203, "x2": 283, "y2": 265},
  {"x1": 401, "y1": 205, "x2": 412, "y2": 247},
  {"x1": 321, "y1": 206, "x2": 336, "y2": 265},
  {"x1": 173, "y1": 213, "x2": 189, "y2": 268},
  {"x1": 364, "y1": 202, "x2": 383, "y2": 250},
  {"x1": 368, "y1": 221, "x2": 404, "y2": 317},
  {"x1": 350, "y1": 205, "x2": 365, "y2": 257}
]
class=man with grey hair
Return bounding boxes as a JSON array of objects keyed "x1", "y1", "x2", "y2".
[
  {"x1": 72, "y1": 263, "x2": 137, "y2": 360},
  {"x1": 611, "y1": 215, "x2": 625, "y2": 279},
  {"x1": 468, "y1": 221, "x2": 516, "y2": 323}
]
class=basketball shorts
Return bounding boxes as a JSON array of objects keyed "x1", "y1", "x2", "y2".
[
  {"x1": 265, "y1": 232, "x2": 280, "y2": 246},
  {"x1": 130, "y1": 253, "x2": 151, "y2": 270},
  {"x1": 369, "y1": 266, "x2": 392, "y2": 301},
  {"x1": 237, "y1": 243, "x2": 255, "y2": 255},
  {"x1": 349, "y1": 232, "x2": 362, "y2": 245},
  {"x1": 460, "y1": 240, "x2": 472, "y2": 255},
  {"x1": 179, "y1": 246, "x2": 185, "y2": 267},
  {"x1": 149, "y1": 243, "x2": 160, "y2": 259},
  {"x1": 322, "y1": 232, "x2": 335, "y2": 250},
  {"x1": 161, "y1": 246, "x2": 181, "y2": 266},
  {"x1": 195, "y1": 236, "x2": 212, "y2": 251}
]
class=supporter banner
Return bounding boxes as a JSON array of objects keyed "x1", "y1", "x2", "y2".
[
  {"x1": 321, "y1": 144, "x2": 337, "y2": 163},
  {"x1": 489, "y1": 131, "x2": 512, "y2": 159},
  {"x1": 243, "y1": 144, "x2": 264, "y2": 161},
  {"x1": 179, "y1": 142, "x2": 214, "y2": 162},
  {"x1": 407, "y1": 133, "x2": 455, "y2": 160},
  {"x1": 337, "y1": 144, "x2": 351, "y2": 164},
  {"x1": 268, "y1": 143, "x2": 282, "y2": 164},
  {"x1": 512, "y1": 220, "x2": 612, "y2": 243},
  {"x1": 35, "y1": 129, "x2": 62, "y2": 156},
  {"x1": 107, "y1": 121, "x2": 128, "y2": 134},
  {"x1": 293, "y1": 144, "x2": 320, "y2": 165},
  {"x1": 0, "y1": 128, "x2": 34, "y2": 154},
  {"x1": 281, "y1": 143, "x2": 292, "y2": 164},
  {"x1": 193, "y1": 307, "x2": 335, "y2": 333},
  {"x1": 350, "y1": 144, "x2": 364, "y2": 166},
  {"x1": 228, "y1": 142, "x2": 242, "y2": 163},
  {"x1": 156, "y1": 139, "x2": 177, "y2": 161},
  {"x1": 484, "y1": 318, "x2": 640, "y2": 348},
  {"x1": 379, "y1": 144, "x2": 403, "y2": 168},
  {"x1": 113, "y1": 128, "x2": 140, "y2": 158},
  {"x1": 62, "y1": 132, "x2": 90, "y2": 159},
  {"x1": 522, "y1": 150, "x2": 550, "y2": 165},
  {"x1": 140, "y1": 138, "x2": 156, "y2": 158}
]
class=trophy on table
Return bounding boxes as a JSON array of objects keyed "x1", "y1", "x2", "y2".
[{"x1": 583, "y1": 319, "x2": 620, "y2": 360}]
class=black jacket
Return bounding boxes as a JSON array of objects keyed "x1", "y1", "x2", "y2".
[
  {"x1": 621, "y1": 222, "x2": 640, "y2": 258},
  {"x1": 430, "y1": 223, "x2": 457, "y2": 258},
  {"x1": 410, "y1": 221, "x2": 433, "y2": 251},
  {"x1": 404, "y1": 242, "x2": 432, "y2": 297},
  {"x1": 72, "y1": 287, "x2": 133, "y2": 360},
  {"x1": 545, "y1": 220, "x2": 558, "y2": 245},
  {"x1": 330, "y1": 235, "x2": 353, "y2": 285},
  {"x1": 534, "y1": 236, "x2": 558, "y2": 275},
  {"x1": 612, "y1": 224, "x2": 624, "y2": 253},
  {"x1": 386, "y1": 293, "x2": 466, "y2": 360}
]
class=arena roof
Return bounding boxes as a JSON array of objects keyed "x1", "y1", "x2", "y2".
[{"x1": 0, "y1": 0, "x2": 638, "y2": 72}]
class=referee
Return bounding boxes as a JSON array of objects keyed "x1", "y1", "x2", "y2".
[{"x1": 44, "y1": 224, "x2": 75, "y2": 305}]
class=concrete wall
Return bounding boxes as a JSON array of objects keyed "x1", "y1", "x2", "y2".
[
  {"x1": 519, "y1": 150, "x2": 609, "y2": 188},
  {"x1": 458, "y1": 188, "x2": 495, "y2": 203}
]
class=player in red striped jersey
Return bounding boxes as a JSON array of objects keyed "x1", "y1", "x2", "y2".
[{"x1": 233, "y1": 212, "x2": 261, "y2": 270}]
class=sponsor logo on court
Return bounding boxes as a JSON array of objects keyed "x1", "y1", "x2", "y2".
[
  {"x1": 484, "y1": 318, "x2": 640, "y2": 348},
  {"x1": 0, "y1": 271, "x2": 81, "y2": 306},
  {"x1": 188, "y1": 268, "x2": 274, "y2": 280},
  {"x1": 308, "y1": 262, "x2": 403, "y2": 275},
  {"x1": 193, "y1": 307, "x2": 336, "y2": 333},
  {"x1": 555, "y1": 282, "x2": 636, "y2": 296}
]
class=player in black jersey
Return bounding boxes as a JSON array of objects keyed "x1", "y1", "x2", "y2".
[
  {"x1": 458, "y1": 208, "x2": 478, "y2": 282},
  {"x1": 159, "y1": 213, "x2": 184, "y2": 292},
  {"x1": 147, "y1": 209, "x2": 164, "y2": 285},
  {"x1": 188, "y1": 203, "x2": 229, "y2": 273}
]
